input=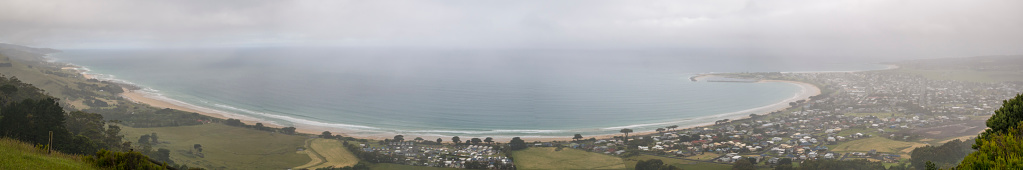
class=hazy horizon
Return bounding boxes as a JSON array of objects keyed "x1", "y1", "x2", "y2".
[{"x1": 1, "y1": 0, "x2": 1022, "y2": 60}]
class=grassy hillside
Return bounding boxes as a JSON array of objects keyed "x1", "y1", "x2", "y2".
[
  {"x1": 119, "y1": 123, "x2": 310, "y2": 169},
  {"x1": 512, "y1": 147, "x2": 626, "y2": 169},
  {"x1": 295, "y1": 138, "x2": 359, "y2": 169},
  {"x1": 0, "y1": 137, "x2": 98, "y2": 170}
]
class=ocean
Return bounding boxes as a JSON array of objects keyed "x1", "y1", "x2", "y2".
[{"x1": 49, "y1": 47, "x2": 888, "y2": 138}]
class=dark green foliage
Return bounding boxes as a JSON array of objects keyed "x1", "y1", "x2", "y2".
[
  {"x1": 635, "y1": 159, "x2": 681, "y2": 170},
  {"x1": 452, "y1": 136, "x2": 461, "y2": 145},
  {"x1": 471, "y1": 138, "x2": 482, "y2": 145},
  {"x1": 620, "y1": 128, "x2": 633, "y2": 144},
  {"x1": 924, "y1": 161, "x2": 936, "y2": 170},
  {"x1": 85, "y1": 104, "x2": 220, "y2": 128},
  {"x1": 0, "y1": 98, "x2": 101, "y2": 154},
  {"x1": 573, "y1": 134, "x2": 583, "y2": 141},
  {"x1": 224, "y1": 118, "x2": 245, "y2": 127},
  {"x1": 956, "y1": 124, "x2": 1023, "y2": 169},
  {"x1": 909, "y1": 139, "x2": 973, "y2": 170},
  {"x1": 85, "y1": 149, "x2": 168, "y2": 170},
  {"x1": 393, "y1": 135, "x2": 403, "y2": 142},
  {"x1": 509, "y1": 137, "x2": 526, "y2": 150},
  {"x1": 774, "y1": 158, "x2": 793, "y2": 170},
  {"x1": 321, "y1": 131, "x2": 333, "y2": 139},
  {"x1": 280, "y1": 127, "x2": 296, "y2": 134},
  {"x1": 732, "y1": 158, "x2": 755, "y2": 170},
  {"x1": 219, "y1": 118, "x2": 298, "y2": 134},
  {"x1": 795, "y1": 159, "x2": 885, "y2": 170},
  {"x1": 978, "y1": 93, "x2": 1023, "y2": 148},
  {"x1": 314, "y1": 162, "x2": 370, "y2": 170}
]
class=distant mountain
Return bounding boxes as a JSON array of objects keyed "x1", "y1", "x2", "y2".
[
  {"x1": 893, "y1": 55, "x2": 1023, "y2": 71},
  {"x1": 0, "y1": 43, "x2": 61, "y2": 54}
]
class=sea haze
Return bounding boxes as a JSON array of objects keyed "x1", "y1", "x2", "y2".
[{"x1": 50, "y1": 47, "x2": 887, "y2": 137}]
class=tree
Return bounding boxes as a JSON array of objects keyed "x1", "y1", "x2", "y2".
[
  {"x1": 138, "y1": 134, "x2": 151, "y2": 147},
  {"x1": 775, "y1": 158, "x2": 793, "y2": 170},
  {"x1": 281, "y1": 127, "x2": 296, "y2": 134},
  {"x1": 436, "y1": 138, "x2": 443, "y2": 144},
  {"x1": 414, "y1": 137, "x2": 424, "y2": 143},
  {"x1": 452, "y1": 136, "x2": 461, "y2": 145},
  {"x1": 509, "y1": 137, "x2": 527, "y2": 150},
  {"x1": 393, "y1": 135, "x2": 404, "y2": 142},
  {"x1": 749, "y1": 113, "x2": 758, "y2": 119},
  {"x1": 978, "y1": 93, "x2": 1023, "y2": 144},
  {"x1": 193, "y1": 144, "x2": 203, "y2": 153},
  {"x1": 636, "y1": 159, "x2": 680, "y2": 170},
  {"x1": 732, "y1": 158, "x2": 755, "y2": 170},
  {"x1": 321, "y1": 131, "x2": 333, "y2": 139},
  {"x1": 667, "y1": 125, "x2": 679, "y2": 131},
  {"x1": 470, "y1": 138, "x2": 482, "y2": 145},
  {"x1": 620, "y1": 128, "x2": 634, "y2": 144},
  {"x1": 150, "y1": 133, "x2": 158, "y2": 144},
  {"x1": 957, "y1": 123, "x2": 1023, "y2": 169},
  {"x1": 656, "y1": 128, "x2": 665, "y2": 133},
  {"x1": 573, "y1": 134, "x2": 584, "y2": 141},
  {"x1": 254, "y1": 123, "x2": 266, "y2": 131},
  {"x1": 484, "y1": 137, "x2": 493, "y2": 145}
]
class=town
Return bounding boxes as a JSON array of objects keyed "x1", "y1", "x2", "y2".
[{"x1": 331, "y1": 68, "x2": 1022, "y2": 169}]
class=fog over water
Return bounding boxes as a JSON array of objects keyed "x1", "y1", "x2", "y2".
[
  {"x1": 2, "y1": 0, "x2": 1022, "y2": 137},
  {"x1": 51, "y1": 48, "x2": 886, "y2": 137}
]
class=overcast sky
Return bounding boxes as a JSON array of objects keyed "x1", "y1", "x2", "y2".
[{"x1": 1, "y1": 0, "x2": 1021, "y2": 58}]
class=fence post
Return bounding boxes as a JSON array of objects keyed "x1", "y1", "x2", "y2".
[{"x1": 48, "y1": 131, "x2": 53, "y2": 154}]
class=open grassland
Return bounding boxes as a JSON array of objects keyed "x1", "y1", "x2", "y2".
[
  {"x1": 119, "y1": 123, "x2": 310, "y2": 169},
  {"x1": 0, "y1": 137, "x2": 98, "y2": 170},
  {"x1": 294, "y1": 138, "x2": 359, "y2": 169},
  {"x1": 829, "y1": 137, "x2": 926, "y2": 157},
  {"x1": 624, "y1": 155, "x2": 732, "y2": 170},
  {"x1": 512, "y1": 147, "x2": 626, "y2": 169}
]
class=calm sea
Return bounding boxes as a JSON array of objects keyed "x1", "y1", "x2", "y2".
[{"x1": 50, "y1": 47, "x2": 887, "y2": 137}]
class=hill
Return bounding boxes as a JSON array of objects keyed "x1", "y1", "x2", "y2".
[{"x1": 0, "y1": 137, "x2": 97, "y2": 170}]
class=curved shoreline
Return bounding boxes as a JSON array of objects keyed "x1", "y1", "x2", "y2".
[{"x1": 111, "y1": 69, "x2": 821, "y2": 141}]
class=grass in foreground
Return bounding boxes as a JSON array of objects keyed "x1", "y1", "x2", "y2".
[
  {"x1": 294, "y1": 138, "x2": 359, "y2": 169},
  {"x1": 511, "y1": 147, "x2": 625, "y2": 169},
  {"x1": 0, "y1": 137, "x2": 98, "y2": 170},
  {"x1": 119, "y1": 123, "x2": 310, "y2": 169}
]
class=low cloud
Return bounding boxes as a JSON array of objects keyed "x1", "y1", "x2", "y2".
[{"x1": 0, "y1": 0, "x2": 1021, "y2": 58}]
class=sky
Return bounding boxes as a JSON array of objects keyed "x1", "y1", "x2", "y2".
[{"x1": 1, "y1": 0, "x2": 1022, "y2": 59}]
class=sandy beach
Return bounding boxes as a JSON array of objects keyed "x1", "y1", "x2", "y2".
[{"x1": 106, "y1": 68, "x2": 821, "y2": 142}]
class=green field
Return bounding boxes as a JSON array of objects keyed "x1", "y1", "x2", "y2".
[
  {"x1": 119, "y1": 123, "x2": 310, "y2": 169},
  {"x1": 828, "y1": 137, "x2": 926, "y2": 157},
  {"x1": 624, "y1": 155, "x2": 732, "y2": 170},
  {"x1": 295, "y1": 138, "x2": 359, "y2": 169},
  {"x1": 511, "y1": 147, "x2": 626, "y2": 169},
  {"x1": 0, "y1": 137, "x2": 98, "y2": 170}
]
